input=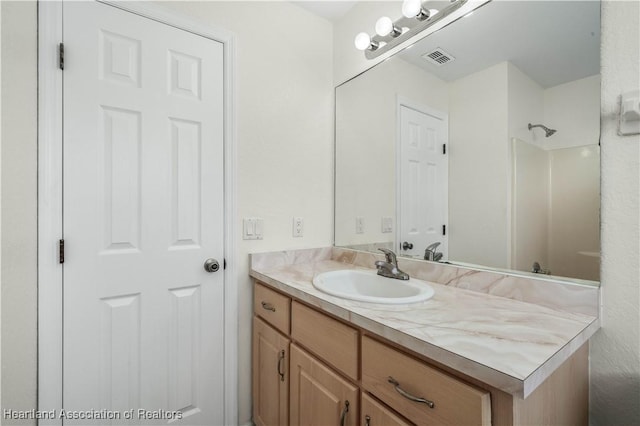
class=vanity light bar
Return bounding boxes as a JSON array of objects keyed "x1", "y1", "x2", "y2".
[{"x1": 355, "y1": 0, "x2": 469, "y2": 60}]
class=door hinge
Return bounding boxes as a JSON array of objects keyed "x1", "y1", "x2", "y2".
[
  {"x1": 442, "y1": 144, "x2": 447, "y2": 155},
  {"x1": 59, "y1": 239, "x2": 65, "y2": 264},
  {"x1": 442, "y1": 225, "x2": 446, "y2": 236},
  {"x1": 58, "y1": 43, "x2": 64, "y2": 70}
]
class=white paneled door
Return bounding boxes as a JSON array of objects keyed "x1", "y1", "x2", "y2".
[
  {"x1": 399, "y1": 105, "x2": 448, "y2": 259},
  {"x1": 63, "y1": 2, "x2": 224, "y2": 424}
]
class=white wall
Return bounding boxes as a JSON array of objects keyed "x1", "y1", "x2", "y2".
[
  {"x1": 0, "y1": 0, "x2": 3, "y2": 410},
  {"x1": 0, "y1": 1, "x2": 333, "y2": 425},
  {"x1": 1, "y1": 1, "x2": 38, "y2": 422},
  {"x1": 590, "y1": 1, "x2": 640, "y2": 424},
  {"x1": 508, "y1": 62, "x2": 544, "y2": 147},
  {"x1": 544, "y1": 74, "x2": 601, "y2": 150},
  {"x1": 507, "y1": 63, "x2": 545, "y2": 271},
  {"x1": 335, "y1": 57, "x2": 448, "y2": 248},
  {"x1": 448, "y1": 62, "x2": 510, "y2": 268},
  {"x1": 511, "y1": 138, "x2": 549, "y2": 272},
  {"x1": 548, "y1": 145, "x2": 600, "y2": 281}
]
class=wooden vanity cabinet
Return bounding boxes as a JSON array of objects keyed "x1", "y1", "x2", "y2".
[
  {"x1": 290, "y1": 344, "x2": 358, "y2": 426},
  {"x1": 361, "y1": 393, "x2": 411, "y2": 426},
  {"x1": 252, "y1": 317, "x2": 290, "y2": 426},
  {"x1": 362, "y1": 335, "x2": 492, "y2": 426},
  {"x1": 252, "y1": 281, "x2": 589, "y2": 426},
  {"x1": 253, "y1": 283, "x2": 292, "y2": 426}
]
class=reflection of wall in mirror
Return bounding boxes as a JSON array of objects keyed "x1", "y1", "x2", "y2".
[
  {"x1": 449, "y1": 61, "x2": 600, "y2": 277},
  {"x1": 335, "y1": 57, "x2": 448, "y2": 248},
  {"x1": 336, "y1": 57, "x2": 600, "y2": 280}
]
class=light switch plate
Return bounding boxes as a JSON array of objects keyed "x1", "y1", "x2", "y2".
[
  {"x1": 619, "y1": 90, "x2": 640, "y2": 136},
  {"x1": 243, "y1": 218, "x2": 264, "y2": 240}
]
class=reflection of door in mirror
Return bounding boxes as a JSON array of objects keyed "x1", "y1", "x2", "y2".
[{"x1": 398, "y1": 103, "x2": 448, "y2": 260}]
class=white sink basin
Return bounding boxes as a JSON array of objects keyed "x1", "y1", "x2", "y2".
[{"x1": 312, "y1": 269, "x2": 434, "y2": 304}]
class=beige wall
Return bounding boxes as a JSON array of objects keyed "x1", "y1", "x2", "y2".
[
  {"x1": 1, "y1": 1, "x2": 38, "y2": 423},
  {"x1": 590, "y1": 1, "x2": 640, "y2": 424}
]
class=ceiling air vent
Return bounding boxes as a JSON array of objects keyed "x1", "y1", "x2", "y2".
[{"x1": 422, "y1": 48, "x2": 455, "y2": 66}]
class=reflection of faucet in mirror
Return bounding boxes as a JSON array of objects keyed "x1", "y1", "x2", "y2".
[
  {"x1": 375, "y1": 248, "x2": 410, "y2": 280},
  {"x1": 424, "y1": 242, "x2": 443, "y2": 262},
  {"x1": 532, "y1": 261, "x2": 551, "y2": 275}
]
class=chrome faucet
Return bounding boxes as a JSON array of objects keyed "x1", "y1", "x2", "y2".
[
  {"x1": 424, "y1": 242, "x2": 443, "y2": 262},
  {"x1": 375, "y1": 248, "x2": 410, "y2": 280}
]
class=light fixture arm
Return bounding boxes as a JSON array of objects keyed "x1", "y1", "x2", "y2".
[{"x1": 360, "y1": 0, "x2": 469, "y2": 60}]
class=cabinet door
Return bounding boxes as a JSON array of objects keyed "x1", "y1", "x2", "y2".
[
  {"x1": 253, "y1": 317, "x2": 290, "y2": 426},
  {"x1": 361, "y1": 393, "x2": 411, "y2": 426},
  {"x1": 290, "y1": 344, "x2": 358, "y2": 426}
]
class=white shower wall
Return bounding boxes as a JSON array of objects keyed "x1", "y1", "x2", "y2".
[{"x1": 548, "y1": 145, "x2": 600, "y2": 281}]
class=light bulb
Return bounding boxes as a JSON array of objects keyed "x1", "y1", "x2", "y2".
[
  {"x1": 375, "y1": 16, "x2": 393, "y2": 36},
  {"x1": 402, "y1": 0, "x2": 422, "y2": 18},
  {"x1": 354, "y1": 32, "x2": 372, "y2": 51}
]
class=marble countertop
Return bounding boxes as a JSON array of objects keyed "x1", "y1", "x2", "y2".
[{"x1": 250, "y1": 255, "x2": 599, "y2": 399}]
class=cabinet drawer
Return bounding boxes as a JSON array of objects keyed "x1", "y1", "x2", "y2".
[
  {"x1": 361, "y1": 393, "x2": 411, "y2": 426},
  {"x1": 291, "y1": 301, "x2": 359, "y2": 381},
  {"x1": 362, "y1": 336, "x2": 491, "y2": 426},
  {"x1": 254, "y1": 283, "x2": 291, "y2": 334}
]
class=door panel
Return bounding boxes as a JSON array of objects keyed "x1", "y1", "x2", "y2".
[{"x1": 63, "y1": 2, "x2": 224, "y2": 424}]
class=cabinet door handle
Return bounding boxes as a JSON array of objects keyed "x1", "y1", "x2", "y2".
[
  {"x1": 340, "y1": 400, "x2": 350, "y2": 426},
  {"x1": 261, "y1": 301, "x2": 276, "y2": 312},
  {"x1": 387, "y1": 376, "x2": 435, "y2": 408},
  {"x1": 364, "y1": 415, "x2": 371, "y2": 426},
  {"x1": 277, "y1": 350, "x2": 285, "y2": 382}
]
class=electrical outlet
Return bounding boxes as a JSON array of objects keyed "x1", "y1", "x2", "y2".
[
  {"x1": 356, "y1": 216, "x2": 364, "y2": 234},
  {"x1": 293, "y1": 217, "x2": 304, "y2": 237},
  {"x1": 381, "y1": 217, "x2": 393, "y2": 233}
]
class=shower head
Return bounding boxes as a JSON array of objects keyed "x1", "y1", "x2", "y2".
[{"x1": 528, "y1": 123, "x2": 557, "y2": 138}]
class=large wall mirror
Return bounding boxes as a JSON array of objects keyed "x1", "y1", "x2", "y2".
[{"x1": 335, "y1": 0, "x2": 601, "y2": 284}]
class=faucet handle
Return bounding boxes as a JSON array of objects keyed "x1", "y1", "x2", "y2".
[{"x1": 378, "y1": 248, "x2": 397, "y2": 265}]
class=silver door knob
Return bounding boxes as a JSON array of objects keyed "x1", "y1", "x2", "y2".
[{"x1": 204, "y1": 258, "x2": 220, "y2": 273}]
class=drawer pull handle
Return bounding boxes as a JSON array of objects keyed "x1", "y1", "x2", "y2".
[
  {"x1": 340, "y1": 400, "x2": 350, "y2": 426},
  {"x1": 387, "y1": 376, "x2": 435, "y2": 409},
  {"x1": 261, "y1": 301, "x2": 276, "y2": 312},
  {"x1": 364, "y1": 415, "x2": 371, "y2": 426},
  {"x1": 277, "y1": 350, "x2": 285, "y2": 382}
]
